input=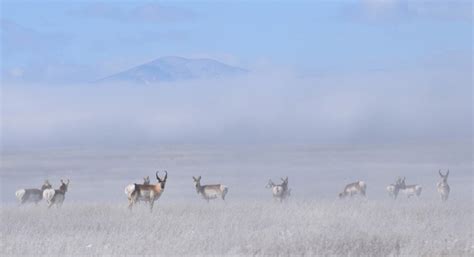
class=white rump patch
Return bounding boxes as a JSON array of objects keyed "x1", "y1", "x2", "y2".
[
  {"x1": 43, "y1": 188, "x2": 55, "y2": 202},
  {"x1": 15, "y1": 189, "x2": 25, "y2": 201},
  {"x1": 124, "y1": 184, "x2": 135, "y2": 196}
]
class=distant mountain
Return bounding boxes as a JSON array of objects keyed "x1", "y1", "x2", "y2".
[{"x1": 97, "y1": 56, "x2": 248, "y2": 84}]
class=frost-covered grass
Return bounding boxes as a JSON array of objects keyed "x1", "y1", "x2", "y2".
[{"x1": 1, "y1": 200, "x2": 472, "y2": 257}]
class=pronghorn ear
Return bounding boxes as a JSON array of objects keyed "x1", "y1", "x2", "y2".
[{"x1": 192, "y1": 176, "x2": 197, "y2": 181}]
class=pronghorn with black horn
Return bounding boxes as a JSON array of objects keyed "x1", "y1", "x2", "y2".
[
  {"x1": 127, "y1": 171, "x2": 168, "y2": 212},
  {"x1": 386, "y1": 177, "x2": 404, "y2": 199},
  {"x1": 266, "y1": 177, "x2": 291, "y2": 202},
  {"x1": 437, "y1": 169, "x2": 450, "y2": 201},
  {"x1": 399, "y1": 177, "x2": 422, "y2": 198},
  {"x1": 15, "y1": 180, "x2": 52, "y2": 205},
  {"x1": 192, "y1": 176, "x2": 228, "y2": 202},
  {"x1": 339, "y1": 181, "x2": 366, "y2": 199},
  {"x1": 43, "y1": 179, "x2": 69, "y2": 208}
]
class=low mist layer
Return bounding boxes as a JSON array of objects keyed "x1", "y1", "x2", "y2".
[{"x1": 2, "y1": 68, "x2": 471, "y2": 148}]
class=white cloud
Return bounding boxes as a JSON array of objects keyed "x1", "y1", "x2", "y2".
[{"x1": 1, "y1": 64, "x2": 471, "y2": 148}]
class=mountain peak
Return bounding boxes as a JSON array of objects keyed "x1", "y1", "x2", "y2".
[{"x1": 98, "y1": 56, "x2": 248, "y2": 84}]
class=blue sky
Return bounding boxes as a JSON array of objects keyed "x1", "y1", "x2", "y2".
[{"x1": 1, "y1": 0, "x2": 472, "y2": 83}]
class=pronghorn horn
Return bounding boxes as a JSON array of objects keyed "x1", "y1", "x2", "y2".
[
  {"x1": 66, "y1": 179, "x2": 70, "y2": 185},
  {"x1": 439, "y1": 169, "x2": 443, "y2": 177},
  {"x1": 163, "y1": 170, "x2": 168, "y2": 181},
  {"x1": 156, "y1": 171, "x2": 161, "y2": 181}
]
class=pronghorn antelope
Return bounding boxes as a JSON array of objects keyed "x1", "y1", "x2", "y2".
[
  {"x1": 15, "y1": 180, "x2": 52, "y2": 205},
  {"x1": 386, "y1": 177, "x2": 404, "y2": 199},
  {"x1": 43, "y1": 179, "x2": 69, "y2": 208},
  {"x1": 437, "y1": 169, "x2": 450, "y2": 201},
  {"x1": 339, "y1": 181, "x2": 366, "y2": 199},
  {"x1": 266, "y1": 177, "x2": 291, "y2": 202},
  {"x1": 124, "y1": 176, "x2": 151, "y2": 203},
  {"x1": 127, "y1": 171, "x2": 168, "y2": 211},
  {"x1": 399, "y1": 177, "x2": 422, "y2": 198},
  {"x1": 193, "y1": 176, "x2": 228, "y2": 202}
]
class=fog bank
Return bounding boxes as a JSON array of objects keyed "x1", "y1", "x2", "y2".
[{"x1": 1, "y1": 69, "x2": 471, "y2": 148}]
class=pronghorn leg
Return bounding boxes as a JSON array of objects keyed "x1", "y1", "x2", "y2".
[
  {"x1": 149, "y1": 200, "x2": 154, "y2": 212},
  {"x1": 128, "y1": 198, "x2": 134, "y2": 211}
]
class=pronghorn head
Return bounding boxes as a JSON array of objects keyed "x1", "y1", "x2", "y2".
[
  {"x1": 394, "y1": 177, "x2": 404, "y2": 187},
  {"x1": 281, "y1": 177, "x2": 288, "y2": 187},
  {"x1": 59, "y1": 179, "x2": 70, "y2": 192},
  {"x1": 143, "y1": 176, "x2": 150, "y2": 185},
  {"x1": 399, "y1": 177, "x2": 407, "y2": 189},
  {"x1": 156, "y1": 170, "x2": 168, "y2": 189},
  {"x1": 41, "y1": 180, "x2": 52, "y2": 190},
  {"x1": 439, "y1": 169, "x2": 449, "y2": 183},
  {"x1": 192, "y1": 176, "x2": 202, "y2": 193}
]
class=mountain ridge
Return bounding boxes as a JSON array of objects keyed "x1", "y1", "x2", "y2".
[{"x1": 97, "y1": 56, "x2": 248, "y2": 84}]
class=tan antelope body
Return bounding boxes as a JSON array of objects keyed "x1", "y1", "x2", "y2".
[
  {"x1": 266, "y1": 177, "x2": 290, "y2": 202},
  {"x1": 124, "y1": 176, "x2": 151, "y2": 203},
  {"x1": 15, "y1": 180, "x2": 52, "y2": 205},
  {"x1": 339, "y1": 181, "x2": 366, "y2": 198},
  {"x1": 43, "y1": 179, "x2": 69, "y2": 208},
  {"x1": 193, "y1": 176, "x2": 228, "y2": 202},
  {"x1": 386, "y1": 177, "x2": 404, "y2": 199},
  {"x1": 127, "y1": 171, "x2": 167, "y2": 212},
  {"x1": 437, "y1": 170, "x2": 450, "y2": 201},
  {"x1": 399, "y1": 177, "x2": 422, "y2": 198}
]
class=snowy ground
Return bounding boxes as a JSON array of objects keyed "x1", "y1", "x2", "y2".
[
  {"x1": 1, "y1": 201, "x2": 473, "y2": 256},
  {"x1": 1, "y1": 143, "x2": 472, "y2": 256}
]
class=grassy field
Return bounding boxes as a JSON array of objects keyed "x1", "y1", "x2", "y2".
[
  {"x1": 1, "y1": 144, "x2": 472, "y2": 256},
  {"x1": 1, "y1": 200, "x2": 472, "y2": 257}
]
